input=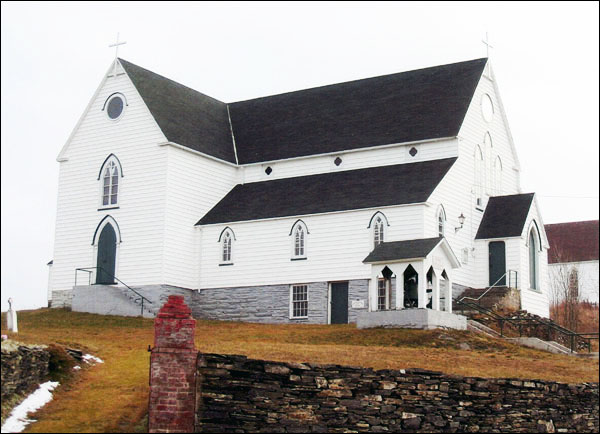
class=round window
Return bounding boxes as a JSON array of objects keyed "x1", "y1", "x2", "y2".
[
  {"x1": 107, "y1": 95, "x2": 124, "y2": 120},
  {"x1": 481, "y1": 94, "x2": 494, "y2": 122}
]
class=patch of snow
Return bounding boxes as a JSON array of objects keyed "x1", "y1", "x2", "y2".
[
  {"x1": 73, "y1": 365, "x2": 81, "y2": 370},
  {"x1": 82, "y1": 354, "x2": 103, "y2": 364},
  {"x1": 1, "y1": 381, "x2": 59, "y2": 433}
]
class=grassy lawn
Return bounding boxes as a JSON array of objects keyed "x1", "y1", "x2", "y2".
[{"x1": 1, "y1": 308, "x2": 598, "y2": 433}]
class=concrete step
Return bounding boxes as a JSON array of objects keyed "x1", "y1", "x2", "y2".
[
  {"x1": 72, "y1": 285, "x2": 157, "y2": 318},
  {"x1": 505, "y1": 337, "x2": 574, "y2": 355},
  {"x1": 467, "y1": 320, "x2": 502, "y2": 338}
]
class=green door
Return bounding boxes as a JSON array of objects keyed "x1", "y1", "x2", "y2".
[
  {"x1": 96, "y1": 224, "x2": 116, "y2": 284},
  {"x1": 330, "y1": 282, "x2": 349, "y2": 324},
  {"x1": 489, "y1": 241, "x2": 506, "y2": 286}
]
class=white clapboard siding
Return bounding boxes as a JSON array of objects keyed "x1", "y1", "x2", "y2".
[
  {"x1": 519, "y1": 199, "x2": 550, "y2": 317},
  {"x1": 241, "y1": 139, "x2": 458, "y2": 183},
  {"x1": 199, "y1": 205, "x2": 425, "y2": 289},
  {"x1": 426, "y1": 67, "x2": 522, "y2": 289},
  {"x1": 49, "y1": 63, "x2": 169, "y2": 297},
  {"x1": 548, "y1": 261, "x2": 600, "y2": 303},
  {"x1": 162, "y1": 145, "x2": 238, "y2": 289}
]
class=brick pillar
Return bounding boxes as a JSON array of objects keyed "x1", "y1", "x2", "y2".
[{"x1": 149, "y1": 295, "x2": 197, "y2": 433}]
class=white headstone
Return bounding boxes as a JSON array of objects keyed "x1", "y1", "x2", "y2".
[{"x1": 7, "y1": 298, "x2": 18, "y2": 333}]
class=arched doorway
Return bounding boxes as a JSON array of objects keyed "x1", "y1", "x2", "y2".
[{"x1": 96, "y1": 223, "x2": 117, "y2": 284}]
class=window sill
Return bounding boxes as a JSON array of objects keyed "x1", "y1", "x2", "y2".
[
  {"x1": 219, "y1": 263, "x2": 234, "y2": 267},
  {"x1": 290, "y1": 316, "x2": 308, "y2": 320},
  {"x1": 98, "y1": 206, "x2": 120, "y2": 211},
  {"x1": 528, "y1": 288, "x2": 542, "y2": 293},
  {"x1": 291, "y1": 257, "x2": 307, "y2": 261}
]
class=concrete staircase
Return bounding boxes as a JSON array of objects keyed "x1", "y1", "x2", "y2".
[{"x1": 72, "y1": 285, "x2": 158, "y2": 318}]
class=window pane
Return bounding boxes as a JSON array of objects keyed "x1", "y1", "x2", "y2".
[{"x1": 110, "y1": 195, "x2": 117, "y2": 205}]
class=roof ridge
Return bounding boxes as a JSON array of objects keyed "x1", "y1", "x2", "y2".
[{"x1": 229, "y1": 58, "x2": 488, "y2": 105}]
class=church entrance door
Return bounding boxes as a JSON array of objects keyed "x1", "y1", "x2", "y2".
[
  {"x1": 330, "y1": 282, "x2": 348, "y2": 324},
  {"x1": 488, "y1": 241, "x2": 506, "y2": 286},
  {"x1": 96, "y1": 224, "x2": 117, "y2": 284}
]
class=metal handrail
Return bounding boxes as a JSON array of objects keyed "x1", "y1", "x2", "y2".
[
  {"x1": 455, "y1": 297, "x2": 597, "y2": 353},
  {"x1": 75, "y1": 266, "x2": 152, "y2": 316},
  {"x1": 459, "y1": 269, "x2": 518, "y2": 304}
]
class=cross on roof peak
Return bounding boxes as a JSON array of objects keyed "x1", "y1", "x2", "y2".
[
  {"x1": 482, "y1": 32, "x2": 494, "y2": 58},
  {"x1": 109, "y1": 33, "x2": 127, "y2": 77}
]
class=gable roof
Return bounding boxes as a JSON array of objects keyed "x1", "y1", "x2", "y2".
[
  {"x1": 475, "y1": 193, "x2": 535, "y2": 240},
  {"x1": 197, "y1": 157, "x2": 456, "y2": 225},
  {"x1": 545, "y1": 220, "x2": 599, "y2": 263},
  {"x1": 363, "y1": 237, "x2": 443, "y2": 263},
  {"x1": 119, "y1": 58, "x2": 487, "y2": 165},
  {"x1": 229, "y1": 58, "x2": 487, "y2": 164},
  {"x1": 119, "y1": 59, "x2": 237, "y2": 164}
]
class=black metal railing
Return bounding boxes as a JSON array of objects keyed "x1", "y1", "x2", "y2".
[
  {"x1": 454, "y1": 297, "x2": 599, "y2": 353},
  {"x1": 75, "y1": 267, "x2": 152, "y2": 316},
  {"x1": 459, "y1": 270, "x2": 518, "y2": 306}
]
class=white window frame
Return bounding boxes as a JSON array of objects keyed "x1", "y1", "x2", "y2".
[
  {"x1": 493, "y1": 156, "x2": 503, "y2": 195},
  {"x1": 289, "y1": 284, "x2": 309, "y2": 319},
  {"x1": 220, "y1": 229, "x2": 234, "y2": 265},
  {"x1": 104, "y1": 93, "x2": 127, "y2": 122},
  {"x1": 377, "y1": 278, "x2": 390, "y2": 311},
  {"x1": 528, "y1": 228, "x2": 540, "y2": 291},
  {"x1": 437, "y1": 205, "x2": 446, "y2": 237},
  {"x1": 291, "y1": 221, "x2": 308, "y2": 260},
  {"x1": 474, "y1": 145, "x2": 484, "y2": 210},
  {"x1": 373, "y1": 217, "x2": 385, "y2": 247},
  {"x1": 98, "y1": 156, "x2": 122, "y2": 210}
]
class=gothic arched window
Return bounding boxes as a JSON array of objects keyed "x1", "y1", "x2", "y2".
[
  {"x1": 222, "y1": 230, "x2": 233, "y2": 263},
  {"x1": 529, "y1": 228, "x2": 538, "y2": 290},
  {"x1": 99, "y1": 155, "x2": 123, "y2": 208},
  {"x1": 374, "y1": 217, "x2": 384, "y2": 246},
  {"x1": 437, "y1": 206, "x2": 446, "y2": 237}
]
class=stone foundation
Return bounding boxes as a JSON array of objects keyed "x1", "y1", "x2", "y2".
[{"x1": 1, "y1": 340, "x2": 50, "y2": 401}]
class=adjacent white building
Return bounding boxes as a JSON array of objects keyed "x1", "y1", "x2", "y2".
[
  {"x1": 546, "y1": 221, "x2": 599, "y2": 304},
  {"x1": 48, "y1": 57, "x2": 551, "y2": 321}
]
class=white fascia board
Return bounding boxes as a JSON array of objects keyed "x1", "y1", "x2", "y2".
[
  {"x1": 365, "y1": 257, "x2": 427, "y2": 266},
  {"x1": 238, "y1": 136, "x2": 458, "y2": 167},
  {"x1": 437, "y1": 238, "x2": 462, "y2": 269},
  {"x1": 56, "y1": 61, "x2": 116, "y2": 162},
  {"x1": 197, "y1": 202, "x2": 428, "y2": 227},
  {"x1": 529, "y1": 194, "x2": 550, "y2": 249},
  {"x1": 158, "y1": 142, "x2": 239, "y2": 168},
  {"x1": 489, "y1": 65, "x2": 522, "y2": 172}
]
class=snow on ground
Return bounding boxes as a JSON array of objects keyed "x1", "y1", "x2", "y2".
[
  {"x1": 1, "y1": 381, "x2": 59, "y2": 433},
  {"x1": 82, "y1": 353, "x2": 103, "y2": 364}
]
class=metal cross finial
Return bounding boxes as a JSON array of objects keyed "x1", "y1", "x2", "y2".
[
  {"x1": 482, "y1": 32, "x2": 493, "y2": 58},
  {"x1": 109, "y1": 33, "x2": 127, "y2": 76}
]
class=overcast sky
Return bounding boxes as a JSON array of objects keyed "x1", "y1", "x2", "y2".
[{"x1": 1, "y1": 1, "x2": 598, "y2": 312}]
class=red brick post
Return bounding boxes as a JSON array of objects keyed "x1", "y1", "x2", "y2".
[{"x1": 149, "y1": 295, "x2": 197, "y2": 433}]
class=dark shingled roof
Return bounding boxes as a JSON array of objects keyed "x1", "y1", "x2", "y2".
[
  {"x1": 475, "y1": 193, "x2": 535, "y2": 240},
  {"x1": 119, "y1": 59, "x2": 237, "y2": 164},
  {"x1": 363, "y1": 237, "x2": 443, "y2": 263},
  {"x1": 197, "y1": 158, "x2": 456, "y2": 225},
  {"x1": 229, "y1": 58, "x2": 487, "y2": 164},
  {"x1": 119, "y1": 58, "x2": 487, "y2": 165},
  {"x1": 545, "y1": 220, "x2": 599, "y2": 263}
]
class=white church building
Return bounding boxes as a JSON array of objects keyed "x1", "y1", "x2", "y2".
[{"x1": 47, "y1": 57, "x2": 551, "y2": 321}]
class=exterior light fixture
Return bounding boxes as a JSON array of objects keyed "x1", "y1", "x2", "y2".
[{"x1": 455, "y1": 213, "x2": 466, "y2": 233}]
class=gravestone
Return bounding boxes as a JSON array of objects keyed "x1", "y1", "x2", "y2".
[{"x1": 7, "y1": 298, "x2": 18, "y2": 333}]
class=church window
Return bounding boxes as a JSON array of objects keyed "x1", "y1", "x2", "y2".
[
  {"x1": 475, "y1": 145, "x2": 484, "y2": 208},
  {"x1": 481, "y1": 94, "x2": 494, "y2": 122},
  {"x1": 437, "y1": 206, "x2": 446, "y2": 237},
  {"x1": 222, "y1": 230, "x2": 232, "y2": 263},
  {"x1": 374, "y1": 217, "x2": 384, "y2": 246},
  {"x1": 290, "y1": 285, "x2": 308, "y2": 318},
  {"x1": 377, "y1": 278, "x2": 390, "y2": 311},
  {"x1": 493, "y1": 156, "x2": 503, "y2": 194},
  {"x1": 529, "y1": 228, "x2": 539, "y2": 290},
  {"x1": 101, "y1": 160, "x2": 119, "y2": 207},
  {"x1": 294, "y1": 225, "x2": 305, "y2": 258},
  {"x1": 106, "y1": 94, "x2": 125, "y2": 120}
]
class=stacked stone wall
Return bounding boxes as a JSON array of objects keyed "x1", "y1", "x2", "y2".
[{"x1": 1, "y1": 341, "x2": 50, "y2": 401}]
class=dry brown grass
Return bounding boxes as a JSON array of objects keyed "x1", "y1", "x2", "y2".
[{"x1": 1, "y1": 308, "x2": 598, "y2": 433}]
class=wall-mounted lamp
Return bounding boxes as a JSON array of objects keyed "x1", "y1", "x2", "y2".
[{"x1": 455, "y1": 213, "x2": 466, "y2": 233}]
